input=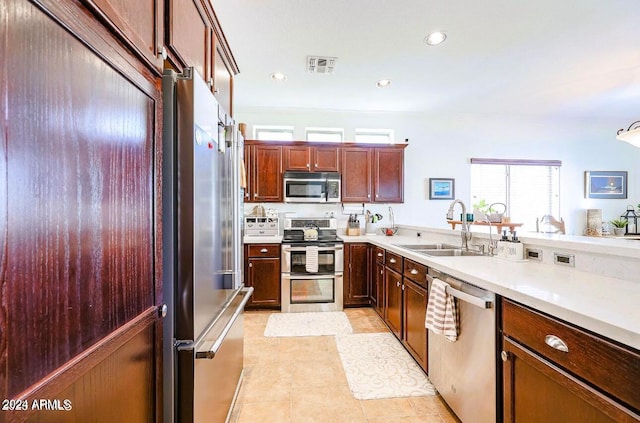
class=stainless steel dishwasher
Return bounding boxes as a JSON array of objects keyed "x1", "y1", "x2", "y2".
[{"x1": 426, "y1": 269, "x2": 497, "y2": 423}]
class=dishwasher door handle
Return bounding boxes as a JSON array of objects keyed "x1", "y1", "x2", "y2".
[
  {"x1": 426, "y1": 274, "x2": 492, "y2": 309},
  {"x1": 445, "y1": 286, "x2": 492, "y2": 309}
]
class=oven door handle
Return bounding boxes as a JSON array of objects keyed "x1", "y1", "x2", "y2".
[
  {"x1": 283, "y1": 246, "x2": 343, "y2": 252},
  {"x1": 283, "y1": 273, "x2": 342, "y2": 280}
]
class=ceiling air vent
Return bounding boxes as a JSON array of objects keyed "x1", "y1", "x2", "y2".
[{"x1": 307, "y1": 56, "x2": 337, "y2": 74}]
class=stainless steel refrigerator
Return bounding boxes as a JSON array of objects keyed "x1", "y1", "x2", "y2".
[{"x1": 162, "y1": 67, "x2": 252, "y2": 423}]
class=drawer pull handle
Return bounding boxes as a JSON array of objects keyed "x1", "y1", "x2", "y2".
[
  {"x1": 389, "y1": 258, "x2": 397, "y2": 263},
  {"x1": 545, "y1": 335, "x2": 569, "y2": 353},
  {"x1": 260, "y1": 248, "x2": 268, "y2": 253},
  {"x1": 410, "y1": 269, "x2": 418, "y2": 275}
]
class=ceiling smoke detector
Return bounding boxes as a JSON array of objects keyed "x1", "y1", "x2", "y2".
[{"x1": 307, "y1": 56, "x2": 337, "y2": 74}]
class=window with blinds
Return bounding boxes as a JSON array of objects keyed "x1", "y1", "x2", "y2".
[{"x1": 470, "y1": 159, "x2": 561, "y2": 233}]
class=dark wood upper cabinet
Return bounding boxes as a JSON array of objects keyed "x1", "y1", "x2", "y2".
[
  {"x1": 374, "y1": 147, "x2": 404, "y2": 203},
  {"x1": 84, "y1": 0, "x2": 164, "y2": 72},
  {"x1": 283, "y1": 145, "x2": 339, "y2": 172},
  {"x1": 341, "y1": 145, "x2": 405, "y2": 203},
  {"x1": 165, "y1": 0, "x2": 211, "y2": 82},
  {"x1": 341, "y1": 147, "x2": 373, "y2": 202},
  {"x1": 247, "y1": 144, "x2": 283, "y2": 202},
  {"x1": 212, "y1": 42, "x2": 233, "y2": 115}
]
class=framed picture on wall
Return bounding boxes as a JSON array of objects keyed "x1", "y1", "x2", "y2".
[
  {"x1": 584, "y1": 171, "x2": 627, "y2": 199},
  {"x1": 429, "y1": 178, "x2": 455, "y2": 200}
]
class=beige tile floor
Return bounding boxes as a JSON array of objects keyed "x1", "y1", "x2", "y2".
[{"x1": 229, "y1": 308, "x2": 460, "y2": 423}]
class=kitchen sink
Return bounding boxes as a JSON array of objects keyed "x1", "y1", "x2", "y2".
[
  {"x1": 418, "y1": 249, "x2": 484, "y2": 257},
  {"x1": 394, "y1": 243, "x2": 459, "y2": 250},
  {"x1": 394, "y1": 244, "x2": 484, "y2": 257}
]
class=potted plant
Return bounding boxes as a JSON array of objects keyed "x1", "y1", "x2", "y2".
[
  {"x1": 610, "y1": 218, "x2": 628, "y2": 236},
  {"x1": 472, "y1": 199, "x2": 495, "y2": 221}
]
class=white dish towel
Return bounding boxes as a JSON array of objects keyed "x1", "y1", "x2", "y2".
[
  {"x1": 425, "y1": 278, "x2": 458, "y2": 342},
  {"x1": 305, "y1": 246, "x2": 319, "y2": 273}
]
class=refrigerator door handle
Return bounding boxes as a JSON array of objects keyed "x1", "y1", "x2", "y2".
[{"x1": 195, "y1": 287, "x2": 253, "y2": 359}]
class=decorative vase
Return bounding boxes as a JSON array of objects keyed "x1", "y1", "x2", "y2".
[{"x1": 613, "y1": 227, "x2": 626, "y2": 236}]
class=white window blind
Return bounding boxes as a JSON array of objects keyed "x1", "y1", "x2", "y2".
[{"x1": 470, "y1": 159, "x2": 561, "y2": 233}]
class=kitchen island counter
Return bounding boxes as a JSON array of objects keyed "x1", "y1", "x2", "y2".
[{"x1": 342, "y1": 232, "x2": 640, "y2": 351}]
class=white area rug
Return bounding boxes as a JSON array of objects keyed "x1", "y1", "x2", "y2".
[
  {"x1": 263, "y1": 312, "x2": 353, "y2": 337},
  {"x1": 336, "y1": 332, "x2": 437, "y2": 400}
]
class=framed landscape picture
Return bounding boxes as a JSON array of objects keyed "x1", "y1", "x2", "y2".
[
  {"x1": 584, "y1": 171, "x2": 627, "y2": 199},
  {"x1": 429, "y1": 178, "x2": 455, "y2": 200}
]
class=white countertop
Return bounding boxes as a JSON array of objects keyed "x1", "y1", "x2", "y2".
[
  {"x1": 342, "y1": 234, "x2": 640, "y2": 351},
  {"x1": 243, "y1": 235, "x2": 283, "y2": 244}
]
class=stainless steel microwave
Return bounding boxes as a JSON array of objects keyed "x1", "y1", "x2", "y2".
[{"x1": 283, "y1": 171, "x2": 341, "y2": 203}]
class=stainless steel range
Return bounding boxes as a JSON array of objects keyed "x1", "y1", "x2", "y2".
[{"x1": 281, "y1": 217, "x2": 344, "y2": 312}]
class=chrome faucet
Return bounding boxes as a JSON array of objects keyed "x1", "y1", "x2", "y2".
[
  {"x1": 446, "y1": 199, "x2": 472, "y2": 250},
  {"x1": 475, "y1": 217, "x2": 497, "y2": 256}
]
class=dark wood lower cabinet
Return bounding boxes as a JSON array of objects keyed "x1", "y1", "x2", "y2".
[
  {"x1": 384, "y1": 268, "x2": 403, "y2": 338},
  {"x1": 244, "y1": 244, "x2": 281, "y2": 309},
  {"x1": 370, "y1": 247, "x2": 386, "y2": 319},
  {"x1": 502, "y1": 299, "x2": 640, "y2": 422},
  {"x1": 402, "y1": 279, "x2": 428, "y2": 372},
  {"x1": 344, "y1": 243, "x2": 370, "y2": 307}
]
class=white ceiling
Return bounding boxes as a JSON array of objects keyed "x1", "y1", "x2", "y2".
[{"x1": 212, "y1": 0, "x2": 640, "y2": 123}]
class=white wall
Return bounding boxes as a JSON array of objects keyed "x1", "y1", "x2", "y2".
[{"x1": 239, "y1": 107, "x2": 640, "y2": 235}]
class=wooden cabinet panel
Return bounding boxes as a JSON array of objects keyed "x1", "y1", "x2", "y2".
[
  {"x1": 385, "y1": 268, "x2": 403, "y2": 338},
  {"x1": 283, "y1": 145, "x2": 312, "y2": 171},
  {"x1": 503, "y1": 299, "x2": 640, "y2": 411},
  {"x1": 166, "y1": 0, "x2": 211, "y2": 82},
  {"x1": 341, "y1": 147, "x2": 372, "y2": 202},
  {"x1": 385, "y1": 251, "x2": 403, "y2": 273},
  {"x1": 344, "y1": 243, "x2": 370, "y2": 306},
  {"x1": 248, "y1": 145, "x2": 282, "y2": 202},
  {"x1": 313, "y1": 146, "x2": 339, "y2": 171},
  {"x1": 213, "y1": 42, "x2": 233, "y2": 115},
  {"x1": 374, "y1": 147, "x2": 404, "y2": 203},
  {"x1": 85, "y1": 0, "x2": 164, "y2": 72},
  {"x1": 501, "y1": 299, "x2": 640, "y2": 422},
  {"x1": 2, "y1": 0, "x2": 162, "y2": 416},
  {"x1": 371, "y1": 246, "x2": 385, "y2": 317},
  {"x1": 502, "y1": 338, "x2": 637, "y2": 423},
  {"x1": 247, "y1": 244, "x2": 280, "y2": 257},
  {"x1": 403, "y1": 259, "x2": 428, "y2": 289},
  {"x1": 402, "y1": 278, "x2": 428, "y2": 372},
  {"x1": 283, "y1": 145, "x2": 339, "y2": 172},
  {"x1": 245, "y1": 244, "x2": 281, "y2": 309}
]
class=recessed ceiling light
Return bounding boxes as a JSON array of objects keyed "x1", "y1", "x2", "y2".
[
  {"x1": 425, "y1": 31, "x2": 447, "y2": 46},
  {"x1": 376, "y1": 79, "x2": 392, "y2": 88},
  {"x1": 270, "y1": 72, "x2": 287, "y2": 81}
]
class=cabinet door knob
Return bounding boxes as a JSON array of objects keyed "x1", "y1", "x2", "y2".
[
  {"x1": 260, "y1": 248, "x2": 268, "y2": 253},
  {"x1": 254, "y1": 193, "x2": 257, "y2": 198},
  {"x1": 501, "y1": 351, "x2": 510, "y2": 362},
  {"x1": 410, "y1": 269, "x2": 418, "y2": 275},
  {"x1": 396, "y1": 281, "x2": 401, "y2": 287},
  {"x1": 159, "y1": 304, "x2": 168, "y2": 318},
  {"x1": 249, "y1": 263, "x2": 253, "y2": 268},
  {"x1": 377, "y1": 253, "x2": 383, "y2": 257},
  {"x1": 544, "y1": 335, "x2": 569, "y2": 352},
  {"x1": 389, "y1": 258, "x2": 396, "y2": 263}
]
